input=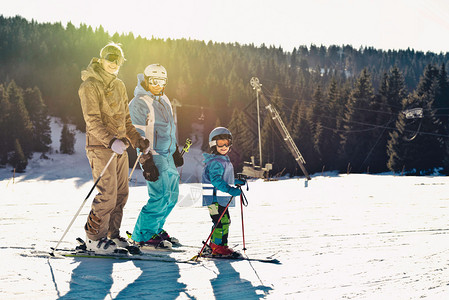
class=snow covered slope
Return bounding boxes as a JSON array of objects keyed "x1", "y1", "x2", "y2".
[{"x1": 1, "y1": 119, "x2": 449, "y2": 299}]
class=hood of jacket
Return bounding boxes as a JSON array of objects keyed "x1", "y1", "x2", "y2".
[{"x1": 81, "y1": 58, "x2": 117, "y2": 86}]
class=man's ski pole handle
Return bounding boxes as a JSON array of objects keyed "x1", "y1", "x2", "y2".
[
  {"x1": 50, "y1": 152, "x2": 117, "y2": 256},
  {"x1": 180, "y1": 138, "x2": 192, "y2": 156}
]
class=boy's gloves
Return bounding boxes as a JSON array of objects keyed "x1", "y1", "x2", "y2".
[
  {"x1": 228, "y1": 186, "x2": 242, "y2": 197},
  {"x1": 139, "y1": 153, "x2": 159, "y2": 182},
  {"x1": 172, "y1": 145, "x2": 184, "y2": 167},
  {"x1": 110, "y1": 138, "x2": 129, "y2": 155},
  {"x1": 136, "y1": 138, "x2": 150, "y2": 154}
]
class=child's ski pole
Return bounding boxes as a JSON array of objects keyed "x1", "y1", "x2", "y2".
[
  {"x1": 195, "y1": 195, "x2": 235, "y2": 261},
  {"x1": 240, "y1": 192, "x2": 247, "y2": 252},
  {"x1": 236, "y1": 175, "x2": 249, "y2": 252}
]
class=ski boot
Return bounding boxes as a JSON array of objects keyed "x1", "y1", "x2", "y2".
[
  {"x1": 141, "y1": 234, "x2": 173, "y2": 249},
  {"x1": 83, "y1": 237, "x2": 128, "y2": 255},
  {"x1": 209, "y1": 242, "x2": 241, "y2": 258},
  {"x1": 159, "y1": 230, "x2": 180, "y2": 246}
]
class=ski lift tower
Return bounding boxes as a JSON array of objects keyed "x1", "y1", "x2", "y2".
[
  {"x1": 253, "y1": 77, "x2": 263, "y2": 168},
  {"x1": 240, "y1": 78, "x2": 273, "y2": 179},
  {"x1": 247, "y1": 77, "x2": 311, "y2": 182}
]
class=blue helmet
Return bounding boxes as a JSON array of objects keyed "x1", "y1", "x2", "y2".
[{"x1": 209, "y1": 127, "x2": 232, "y2": 148}]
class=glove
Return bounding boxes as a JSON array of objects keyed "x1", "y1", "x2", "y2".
[
  {"x1": 140, "y1": 153, "x2": 159, "y2": 182},
  {"x1": 235, "y1": 179, "x2": 246, "y2": 187},
  {"x1": 110, "y1": 138, "x2": 129, "y2": 155},
  {"x1": 136, "y1": 138, "x2": 150, "y2": 154},
  {"x1": 228, "y1": 186, "x2": 242, "y2": 197},
  {"x1": 172, "y1": 145, "x2": 184, "y2": 167}
]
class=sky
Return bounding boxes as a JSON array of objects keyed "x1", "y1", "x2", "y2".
[{"x1": 2, "y1": 0, "x2": 449, "y2": 53}]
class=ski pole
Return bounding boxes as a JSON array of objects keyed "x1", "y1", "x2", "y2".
[
  {"x1": 195, "y1": 195, "x2": 235, "y2": 261},
  {"x1": 50, "y1": 152, "x2": 117, "y2": 256},
  {"x1": 128, "y1": 152, "x2": 142, "y2": 181},
  {"x1": 240, "y1": 193, "x2": 247, "y2": 252},
  {"x1": 180, "y1": 138, "x2": 192, "y2": 156}
]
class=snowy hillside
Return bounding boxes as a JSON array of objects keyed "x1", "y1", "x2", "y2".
[{"x1": 1, "y1": 119, "x2": 449, "y2": 299}]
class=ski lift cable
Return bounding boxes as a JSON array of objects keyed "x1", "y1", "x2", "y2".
[
  {"x1": 262, "y1": 89, "x2": 399, "y2": 133},
  {"x1": 260, "y1": 85, "x2": 449, "y2": 138},
  {"x1": 403, "y1": 118, "x2": 423, "y2": 142},
  {"x1": 359, "y1": 117, "x2": 395, "y2": 171},
  {"x1": 259, "y1": 82, "x2": 448, "y2": 138},
  {"x1": 259, "y1": 77, "x2": 404, "y2": 112},
  {"x1": 260, "y1": 79, "x2": 449, "y2": 121},
  {"x1": 260, "y1": 83, "x2": 400, "y2": 118},
  {"x1": 290, "y1": 106, "x2": 449, "y2": 138},
  {"x1": 260, "y1": 74, "x2": 403, "y2": 113}
]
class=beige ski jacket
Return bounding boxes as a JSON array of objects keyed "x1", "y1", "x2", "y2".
[{"x1": 79, "y1": 58, "x2": 141, "y2": 149}]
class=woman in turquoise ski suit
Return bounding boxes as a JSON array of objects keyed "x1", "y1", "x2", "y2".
[{"x1": 128, "y1": 64, "x2": 182, "y2": 247}]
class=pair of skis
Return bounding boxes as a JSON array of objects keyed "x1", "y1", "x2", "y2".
[
  {"x1": 51, "y1": 238, "x2": 280, "y2": 264},
  {"x1": 56, "y1": 250, "x2": 280, "y2": 264}
]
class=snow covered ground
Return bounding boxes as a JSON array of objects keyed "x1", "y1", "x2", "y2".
[{"x1": 1, "y1": 119, "x2": 449, "y2": 299}]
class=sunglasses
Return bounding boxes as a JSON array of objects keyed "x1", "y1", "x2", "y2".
[
  {"x1": 216, "y1": 140, "x2": 231, "y2": 148},
  {"x1": 104, "y1": 53, "x2": 124, "y2": 66},
  {"x1": 147, "y1": 77, "x2": 167, "y2": 87}
]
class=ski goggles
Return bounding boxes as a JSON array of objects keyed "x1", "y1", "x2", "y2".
[
  {"x1": 104, "y1": 53, "x2": 124, "y2": 66},
  {"x1": 147, "y1": 77, "x2": 167, "y2": 87},
  {"x1": 216, "y1": 139, "x2": 231, "y2": 148}
]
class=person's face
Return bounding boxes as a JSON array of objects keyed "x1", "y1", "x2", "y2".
[
  {"x1": 101, "y1": 53, "x2": 123, "y2": 75},
  {"x1": 215, "y1": 139, "x2": 231, "y2": 155},
  {"x1": 146, "y1": 77, "x2": 167, "y2": 95},
  {"x1": 101, "y1": 59, "x2": 121, "y2": 75},
  {"x1": 147, "y1": 83, "x2": 164, "y2": 95}
]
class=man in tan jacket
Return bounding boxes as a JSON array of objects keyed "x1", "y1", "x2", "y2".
[{"x1": 79, "y1": 42, "x2": 149, "y2": 254}]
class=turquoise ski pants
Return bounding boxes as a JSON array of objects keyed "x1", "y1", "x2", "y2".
[{"x1": 132, "y1": 154, "x2": 179, "y2": 242}]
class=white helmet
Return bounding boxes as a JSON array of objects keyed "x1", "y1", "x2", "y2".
[{"x1": 144, "y1": 64, "x2": 167, "y2": 79}]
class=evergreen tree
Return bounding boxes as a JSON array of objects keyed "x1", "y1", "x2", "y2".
[
  {"x1": 436, "y1": 64, "x2": 449, "y2": 174},
  {"x1": 386, "y1": 98, "x2": 408, "y2": 173},
  {"x1": 403, "y1": 93, "x2": 442, "y2": 174},
  {"x1": 311, "y1": 85, "x2": 334, "y2": 170},
  {"x1": 0, "y1": 84, "x2": 10, "y2": 164},
  {"x1": 23, "y1": 87, "x2": 52, "y2": 154},
  {"x1": 388, "y1": 67, "x2": 443, "y2": 174},
  {"x1": 6, "y1": 81, "x2": 34, "y2": 159},
  {"x1": 60, "y1": 123, "x2": 75, "y2": 154},
  {"x1": 325, "y1": 78, "x2": 344, "y2": 170},
  {"x1": 10, "y1": 138, "x2": 27, "y2": 172},
  {"x1": 381, "y1": 67, "x2": 409, "y2": 172},
  {"x1": 368, "y1": 67, "x2": 408, "y2": 172},
  {"x1": 227, "y1": 108, "x2": 256, "y2": 172},
  {"x1": 260, "y1": 87, "x2": 291, "y2": 175},
  {"x1": 339, "y1": 69, "x2": 376, "y2": 172},
  {"x1": 289, "y1": 100, "x2": 315, "y2": 176}
]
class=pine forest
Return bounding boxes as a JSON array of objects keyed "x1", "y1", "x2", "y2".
[{"x1": 1, "y1": 15, "x2": 449, "y2": 176}]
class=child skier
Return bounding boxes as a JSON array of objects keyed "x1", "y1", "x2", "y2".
[{"x1": 202, "y1": 127, "x2": 244, "y2": 257}]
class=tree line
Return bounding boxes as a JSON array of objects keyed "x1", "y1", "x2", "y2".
[
  {"x1": 0, "y1": 80, "x2": 76, "y2": 171},
  {"x1": 0, "y1": 15, "x2": 448, "y2": 175}
]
